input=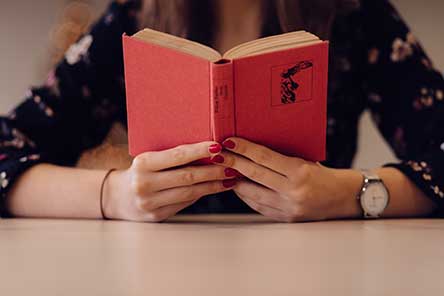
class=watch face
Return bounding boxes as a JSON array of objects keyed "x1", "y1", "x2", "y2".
[{"x1": 361, "y1": 182, "x2": 389, "y2": 216}]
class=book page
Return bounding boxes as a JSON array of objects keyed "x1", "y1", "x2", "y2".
[
  {"x1": 223, "y1": 31, "x2": 322, "y2": 59},
  {"x1": 133, "y1": 28, "x2": 222, "y2": 62},
  {"x1": 132, "y1": 28, "x2": 323, "y2": 62}
]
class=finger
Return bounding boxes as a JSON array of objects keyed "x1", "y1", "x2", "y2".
[
  {"x1": 147, "y1": 165, "x2": 237, "y2": 191},
  {"x1": 222, "y1": 137, "x2": 298, "y2": 175},
  {"x1": 236, "y1": 192, "x2": 290, "y2": 222},
  {"x1": 133, "y1": 141, "x2": 222, "y2": 172},
  {"x1": 212, "y1": 151, "x2": 289, "y2": 193},
  {"x1": 139, "y1": 179, "x2": 236, "y2": 210},
  {"x1": 234, "y1": 180, "x2": 285, "y2": 211},
  {"x1": 142, "y1": 199, "x2": 197, "y2": 222}
]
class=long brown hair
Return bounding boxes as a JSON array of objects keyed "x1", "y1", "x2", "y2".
[
  {"x1": 51, "y1": 0, "x2": 359, "y2": 65},
  {"x1": 141, "y1": 0, "x2": 360, "y2": 45}
]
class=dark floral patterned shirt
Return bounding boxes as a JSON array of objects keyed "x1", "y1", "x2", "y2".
[{"x1": 0, "y1": 0, "x2": 443, "y2": 216}]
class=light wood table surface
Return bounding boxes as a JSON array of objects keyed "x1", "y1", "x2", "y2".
[{"x1": 1, "y1": 215, "x2": 443, "y2": 295}]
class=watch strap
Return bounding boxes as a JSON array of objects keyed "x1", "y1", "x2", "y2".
[
  {"x1": 356, "y1": 170, "x2": 388, "y2": 219},
  {"x1": 361, "y1": 170, "x2": 381, "y2": 182}
]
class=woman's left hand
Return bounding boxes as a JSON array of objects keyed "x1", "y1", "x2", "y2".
[{"x1": 211, "y1": 137, "x2": 364, "y2": 222}]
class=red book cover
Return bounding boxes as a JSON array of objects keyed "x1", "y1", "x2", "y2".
[
  {"x1": 123, "y1": 33, "x2": 328, "y2": 161},
  {"x1": 233, "y1": 42, "x2": 328, "y2": 160}
]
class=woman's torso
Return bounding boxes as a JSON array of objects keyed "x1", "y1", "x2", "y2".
[{"x1": 101, "y1": 6, "x2": 368, "y2": 213}]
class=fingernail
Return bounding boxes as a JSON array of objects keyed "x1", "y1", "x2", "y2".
[
  {"x1": 211, "y1": 155, "x2": 224, "y2": 164},
  {"x1": 223, "y1": 179, "x2": 237, "y2": 188},
  {"x1": 208, "y1": 143, "x2": 222, "y2": 154},
  {"x1": 224, "y1": 167, "x2": 239, "y2": 177},
  {"x1": 222, "y1": 139, "x2": 236, "y2": 149}
]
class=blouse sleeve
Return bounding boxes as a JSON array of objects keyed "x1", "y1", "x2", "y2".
[
  {"x1": 357, "y1": 0, "x2": 444, "y2": 212},
  {"x1": 0, "y1": 1, "x2": 141, "y2": 217}
]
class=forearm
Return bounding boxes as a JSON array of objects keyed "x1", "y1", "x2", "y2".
[
  {"x1": 376, "y1": 167, "x2": 437, "y2": 217},
  {"x1": 5, "y1": 164, "x2": 107, "y2": 219},
  {"x1": 336, "y1": 167, "x2": 437, "y2": 219}
]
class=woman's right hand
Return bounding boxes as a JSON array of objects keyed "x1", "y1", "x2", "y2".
[{"x1": 102, "y1": 141, "x2": 238, "y2": 222}]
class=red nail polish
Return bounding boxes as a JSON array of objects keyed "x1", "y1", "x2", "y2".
[
  {"x1": 225, "y1": 168, "x2": 241, "y2": 177},
  {"x1": 209, "y1": 143, "x2": 222, "y2": 154},
  {"x1": 223, "y1": 179, "x2": 237, "y2": 188},
  {"x1": 222, "y1": 139, "x2": 236, "y2": 149},
  {"x1": 211, "y1": 155, "x2": 224, "y2": 163}
]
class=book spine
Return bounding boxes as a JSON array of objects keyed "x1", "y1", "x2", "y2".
[{"x1": 210, "y1": 60, "x2": 235, "y2": 142}]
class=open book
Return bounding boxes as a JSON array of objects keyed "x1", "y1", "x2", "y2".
[{"x1": 123, "y1": 28, "x2": 329, "y2": 160}]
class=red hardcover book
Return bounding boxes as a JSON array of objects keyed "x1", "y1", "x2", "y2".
[{"x1": 123, "y1": 29, "x2": 328, "y2": 161}]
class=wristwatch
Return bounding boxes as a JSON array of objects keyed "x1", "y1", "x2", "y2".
[{"x1": 357, "y1": 170, "x2": 390, "y2": 218}]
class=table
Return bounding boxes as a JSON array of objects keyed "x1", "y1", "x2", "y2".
[{"x1": 1, "y1": 215, "x2": 443, "y2": 295}]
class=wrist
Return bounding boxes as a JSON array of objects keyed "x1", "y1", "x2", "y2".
[
  {"x1": 331, "y1": 168, "x2": 363, "y2": 219},
  {"x1": 102, "y1": 169, "x2": 126, "y2": 220}
]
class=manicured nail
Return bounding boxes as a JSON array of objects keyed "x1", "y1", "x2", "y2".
[
  {"x1": 223, "y1": 179, "x2": 237, "y2": 188},
  {"x1": 211, "y1": 155, "x2": 224, "y2": 164},
  {"x1": 222, "y1": 139, "x2": 236, "y2": 149},
  {"x1": 209, "y1": 143, "x2": 222, "y2": 154},
  {"x1": 224, "y1": 168, "x2": 239, "y2": 177}
]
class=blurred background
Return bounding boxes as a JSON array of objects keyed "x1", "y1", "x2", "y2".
[{"x1": 0, "y1": 0, "x2": 443, "y2": 168}]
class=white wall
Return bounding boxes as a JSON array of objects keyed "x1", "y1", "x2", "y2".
[
  {"x1": 0, "y1": 0, "x2": 443, "y2": 168},
  {"x1": 1, "y1": 0, "x2": 64, "y2": 112},
  {"x1": 0, "y1": 0, "x2": 107, "y2": 112}
]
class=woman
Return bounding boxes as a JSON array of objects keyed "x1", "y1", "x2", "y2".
[{"x1": 0, "y1": 0, "x2": 443, "y2": 222}]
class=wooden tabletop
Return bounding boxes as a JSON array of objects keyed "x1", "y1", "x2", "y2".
[{"x1": 1, "y1": 215, "x2": 443, "y2": 295}]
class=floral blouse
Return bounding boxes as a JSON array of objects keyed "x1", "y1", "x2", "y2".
[{"x1": 0, "y1": 0, "x2": 443, "y2": 216}]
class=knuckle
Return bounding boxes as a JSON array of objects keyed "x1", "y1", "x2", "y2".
[
  {"x1": 289, "y1": 161, "x2": 311, "y2": 180},
  {"x1": 214, "y1": 166, "x2": 227, "y2": 179},
  {"x1": 132, "y1": 155, "x2": 147, "y2": 171},
  {"x1": 212, "y1": 181, "x2": 224, "y2": 193},
  {"x1": 288, "y1": 164, "x2": 310, "y2": 187},
  {"x1": 130, "y1": 177, "x2": 145, "y2": 196},
  {"x1": 299, "y1": 163, "x2": 312, "y2": 179},
  {"x1": 248, "y1": 167, "x2": 265, "y2": 180},
  {"x1": 256, "y1": 147, "x2": 273, "y2": 164},
  {"x1": 171, "y1": 146, "x2": 187, "y2": 162},
  {"x1": 179, "y1": 169, "x2": 195, "y2": 184},
  {"x1": 236, "y1": 142, "x2": 247, "y2": 154},
  {"x1": 224, "y1": 155, "x2": 236, "y2": 168}
]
